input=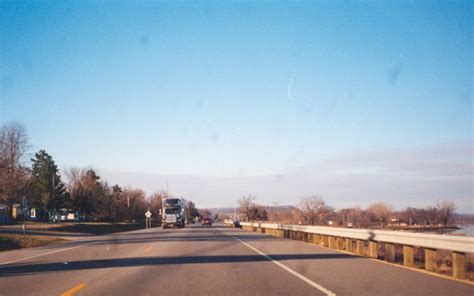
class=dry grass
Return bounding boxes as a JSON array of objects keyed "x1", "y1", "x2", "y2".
[
  {"x1": 391, "y1": 245, "x2": 474, "y2": 281},
  {"x1": 8, "y1": 222, "x2": 146, "y2": 235},
  {"x1": 0, "y1": 234, "x2": 65, "y2": 251}
]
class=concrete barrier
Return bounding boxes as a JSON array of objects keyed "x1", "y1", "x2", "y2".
[{"x1": 224, "y1": 220, "x2": 474, "y2": 280}]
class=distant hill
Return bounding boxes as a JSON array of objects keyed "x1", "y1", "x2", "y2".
[
  {"x1": 202, "y1": 207, "x2": 236, "y2": 215},
  {"x1": 204, "y1": 205, "x2": 297, "y2": 216},
  {"x1": 454, "y1": 213, "x2": 474, "y2": 224}
]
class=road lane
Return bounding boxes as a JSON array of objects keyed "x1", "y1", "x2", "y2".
[
  {"x1": 0, "y1": 226, "x2": 322, "y2": 295},
  {"x1": 225, "y1": 230, "x2": 335, "y2": 295},
  {"x1": 219, "y1": 226, "x2": 474, "y2": 296},
  {"x1": 0, "y1": 230, "x2": 158, "y2": 295},
  {"x1": 81, "y1": 226, "x2": 323, "y2": 296},
  {"x1": 61, "y1": 283, "x2": 87, "y2": 296},
  {"x1": 0, "y1": 224, "x2": 472, "y2": 295}
]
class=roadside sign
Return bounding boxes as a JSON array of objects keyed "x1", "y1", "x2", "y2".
[{"x1": 145, "y1": 210, "x2": 152, "y2": 229}]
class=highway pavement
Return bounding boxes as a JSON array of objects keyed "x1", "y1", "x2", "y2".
[{"x1": 0, "y1": 224, "x2": 473, "y2": 295}]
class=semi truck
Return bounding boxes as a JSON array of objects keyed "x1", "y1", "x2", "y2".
[{"x1": 161, "y1": 197, "x2": 186, "y2": 229}]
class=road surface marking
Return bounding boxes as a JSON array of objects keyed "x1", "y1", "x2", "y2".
[
  {"x1": 225, "y1": 231, "x2": 336, "y2": 296},
  {"x1": 61, "y1": 283, "x2": 87, "y2": 296},
  {"x1": 0, "y1": 241, "x2": 99, "y2": 266},
  {"x1": 295, "y1": 232, "x2": 474, "y2": 287},
  {"x1": 144, "y1": 246, "x2": 153, "y2": 253}
]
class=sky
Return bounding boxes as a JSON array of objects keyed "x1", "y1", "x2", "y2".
[{"x1": 1, "y1": 1, "x2": 472, "y2": 211}]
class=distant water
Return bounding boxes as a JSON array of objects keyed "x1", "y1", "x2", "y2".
[{"x1": 453, "y1": 224, "x2": 474, "y2": 237}]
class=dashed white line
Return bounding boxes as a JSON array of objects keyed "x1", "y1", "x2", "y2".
[{"x1": 224, "y1": 231, "x2": 336, "y2": 296}]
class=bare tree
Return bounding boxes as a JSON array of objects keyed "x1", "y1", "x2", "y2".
[
  {"x1": 248, "y1": 205, "x2": 268, "y2": 221},
  {"x1": 200, "y1": 209, "x2": 212, "y2": 219},
  {"x1": 298, "y1": 195, "x2": 331, "y2": 225},
  {"x1": 436, "y1": 201, "x2": 456, "y2": 227},
  {"x1": 122, "y1": 188, "x2": 147, "y2": 222},
  {"x1": 237, "y1": 195, "x2": 256, "y2": 222},
  {"x1": 423, "y1": 206, "x2": 438, "y2": 226},
  {"x1": 0, "y1": 122, "x2": 30, "y2": 222},
  {"x1": 367, "y1": 202, "x2": 393, "y2": 228},
  {"x1": 148, "y1": 191, "x2": 165, "y2": 220},
  {"x1": 266, "y1": 205, "x2": 301, "y2": 224},
  {"x1": 400, "y1": 207, "x2": 417, "y2": 225},
  {"x1": 64, "y1": 167, "x2": 85, "y2": 193}
]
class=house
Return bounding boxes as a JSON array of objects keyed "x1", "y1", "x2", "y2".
[
  {"x1": 0, "y1": 204, "x2": 7, "y2": 224},
  {"x1": 56, "y1": 209, "x2": 79, "y2": 222},
  {"x1": 0, "y1": 203, "x2": 22, "y2": 223},
  {"x1": 30, "y1": 207, "x2": 41, "y2": 221},
  {"x1": 12, "y1": 203, "x2": 22, "y2": 220}
]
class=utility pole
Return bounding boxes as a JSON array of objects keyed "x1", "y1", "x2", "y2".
[
  {"x1": 127, "y1": 195, "x2": 130, "y2": 222},
  {"x1": 22, "y1": 196, "x2": 27, "y2": 235}
]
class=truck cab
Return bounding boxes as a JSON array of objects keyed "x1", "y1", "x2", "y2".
[{"x1": 162, "y1": 197, "x2": 186, "y2": 229}]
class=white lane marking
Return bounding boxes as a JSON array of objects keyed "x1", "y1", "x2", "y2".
[
  {"x1": 0, "y1": 241, "x2": 100, "y2": 265},
  {"x1": 225, "y1": 231, "x2": 336, "y2": 296}
]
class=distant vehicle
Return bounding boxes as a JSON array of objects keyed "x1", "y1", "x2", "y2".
[
  {"x1": 162, "y1": 197, "x2": 186, "y2": 229},
  {"x1": 56, "y1": 209, "x2": 78, "y2": 222},
  {"x1": 202, "y1": 217, "x2": 213, "y2": 226}
]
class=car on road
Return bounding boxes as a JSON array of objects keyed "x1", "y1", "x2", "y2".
[{"x1": 202, "y1": 217, "x2": 213, "y2": 226}]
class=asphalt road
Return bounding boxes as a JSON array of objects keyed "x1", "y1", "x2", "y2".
[{"x1": 0, "y1": 224, "x2": 472, "y2": 295}]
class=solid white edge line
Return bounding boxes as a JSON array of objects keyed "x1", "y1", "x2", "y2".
[
  {"x1": 224, "y1": 231, "x2": 336, "y2": 296},
  {"x1": 0, "y1": 240, "x2": 100, "y2": 265}
]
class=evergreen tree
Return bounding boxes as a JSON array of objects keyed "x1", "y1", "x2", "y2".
[
  {"x1": 111, "y1": 184, "x2": 124, "y2": 222},
  {"x1": 70, "y1": 169, "x2": 110, "y2": 221},
  {"x1": 184, "y1": 201, "x2": 199, "y2": 221},
  {"x1": 70, "y1": 182, "x2": 92, "y2": 220},
  {"x1": 30, "y1": 150, "x2": 68, "y2": 221},
  {"x1": 84, "y1": 169, "x2": 106, "y2": 220}
]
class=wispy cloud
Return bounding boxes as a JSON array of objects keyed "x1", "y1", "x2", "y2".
[{"x1": 287, "y1": 78, "x2": 294, "y2": 100}]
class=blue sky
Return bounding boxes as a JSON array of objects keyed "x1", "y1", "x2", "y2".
[{"x1": 1, "y1": 1, "x2": 472, "y2": 209}]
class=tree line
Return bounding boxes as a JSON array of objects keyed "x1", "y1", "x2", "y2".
[
  {"x1": 0, "y1": 122, "x2": 198, "y2": 223},
  {"x1": 236, "y1": 195, "x2": 457, "y2": 229}
]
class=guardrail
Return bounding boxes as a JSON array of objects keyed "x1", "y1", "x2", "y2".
[{"x1": 224, "y1": 220, "x2": 474, "y2": 280}]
